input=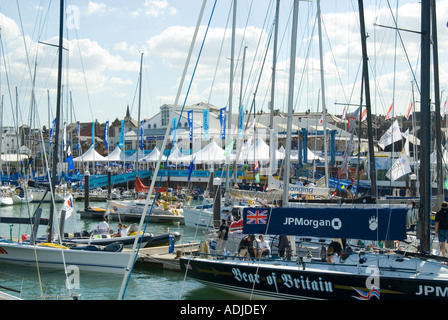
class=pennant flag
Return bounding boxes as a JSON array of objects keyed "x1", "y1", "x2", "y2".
[
  {"x1": 187, "y1": 157, "x2": 196, "y2": 183},
  {"x1": 377, "y1": 120, "x2": 402, "y2": 149},
  {"x1": 135, "y1": 176, "x2": 149, "y2": 193},
  {"x1": 245, "y1": 117, "x2": 256, "y2": 136},
  {"x1": 361, "y1": 108, "x2": 367, "y2": 122},
  {"x1": 104, "y1": 121, "x2": 109, "y2": 150},
  {"x1": 91, "y1": 122, "x2": 95, "y2": 149},
  {"x1": 118, "y1": 120, "x2": 125, "y2": 148},
  {"x1": 254, "y1": 160, "x2": 260, "y2": 183},
  {"x1": 442, "y1": 99, "x2": 447, "y2": 120},
  {"x1": 347, "y1": 108, "x2": 360, "y2": 133},
  {"x1": 203, "y1": 109, "x2": 209, "y2": 141},
  {"x1": 385, "y1": 102, "x2": 393, "y2": 120},
  {"x1": 172, "y1": 118, "x2": 177, "y2": 148},
  {"x1": 49, "y1": 118, "x2": 56, "y2": 146},
  {"x1": 238, "y1": 105, "x2": 244, "y2": 138},
  {"x1": 76, "y1": 121, "x2": 80, "y2": 150},
  {"x1": 63, "y1": 122, "x2": 67, "y2": 152},
  {"x1": 224, "y1": 139, "x2": 235, "y2": 158},
  {"x1": 402, "y1": 129, "x2": 410, "y2": 156},
  {"x1": 386, "y1": 152, "x2": 412, "y2": 182},
  {"x1": 220, "y1": 107, "x2": 226, "y2": 140},
  {"x1": 188, "y1": 110, "x2": 193, "y2": 141},
  {"x1": 60, "y1": 195, "x2": 74, "y2": 221},
  {"x1": 66, "y1": 146, "x2": 74, "y2": 171},
  {"x1": 341, "y1": 106, "x2": 347, "y2": 121},
  {"x1": 405, "y1": 102, "x2": 413, "y2": 120}
]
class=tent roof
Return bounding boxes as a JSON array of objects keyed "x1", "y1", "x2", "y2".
[
  {"x1": 140, "y1": 147, "x2": 166, "y2": 162},
  {"x1": 73, "y1": 147, "x2": 107, "y2": 162},
  {"x1": 105, "y1": 147, "x2": 123, "y2": 161},
  {"x1": 177, "y1": 139, "x2": 226, "y2": 164}
]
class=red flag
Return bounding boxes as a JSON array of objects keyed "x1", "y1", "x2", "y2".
[
  {"x1": 385, "y1": 103, "x2": 393, "y2": 120},
  {"x1": 361, "y1": 108, "x2": 367, "y2": 122},
  {"x1": 135, "y1": 177, "x2": 149, "y2": 193},
  {"x1": 405, "y1": 102, "x2": 413, "y2": 120}
]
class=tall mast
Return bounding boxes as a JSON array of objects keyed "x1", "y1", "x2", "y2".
[
  {"x1": 269, "y1": 0, "x2": 279, "y2": 132},
  {"x1": 358, "y1": 0, "x2": 377, "y2": 197},
  {"x1": 48, "y1": 0, "x2": 64, "y2": 243},
  {"x1": 282, "y1": 0, "x2": 299, "y2": 204},
  {"x1": 419, "y1": 0, "x2": 431, "y2": 252},
  {"x1": 135, "y1": 52, "x2": 143, "y2": 178},
  {"x1": 317, "y1": 0, "x2": 329, "y2": 188}
]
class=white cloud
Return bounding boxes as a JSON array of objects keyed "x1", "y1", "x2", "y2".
[
  {"x1": 132, "y1": 0, "x2": 177, "y2": 18},
  {"x1": 85, "y1": 2, "x2": 115, "y2": 16}
]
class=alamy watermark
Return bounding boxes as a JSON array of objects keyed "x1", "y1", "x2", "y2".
[{"x1": 66, "y1": 5, "x2": 80, "y2": 30}]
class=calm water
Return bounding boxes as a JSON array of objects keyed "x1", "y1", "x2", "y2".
[{"x1": 0, "y1": 200, "x2": 239, "y2": 300}]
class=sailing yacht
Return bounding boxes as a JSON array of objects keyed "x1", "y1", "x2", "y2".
[
  {"x1": 0, "y1": 0, "x2": 134, "y2": 276},
  {"x1": 180, "y1": 0, "x2": 448, "y2": 300}
]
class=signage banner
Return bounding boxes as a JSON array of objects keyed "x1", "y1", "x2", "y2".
[
  {"x1": 243, "y1": 206, "x2": 407, "y2": 240},
  {"x1": 188, "y1": 110, "x2": 193, "y2": 141},
  {"x1": 118, "y1": 119, "x2": 125, "y2": 148},
  {"x1": 203, "y1": 109, "x2": 209, "y2": 141},
  {"x1": 104, "y1": 121, "x2": 109, "y2": 150},
  {"x1": 220, "y1": 107, "x2": 226, "y2": 140}
]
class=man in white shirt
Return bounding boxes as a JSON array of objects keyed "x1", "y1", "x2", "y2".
[
  {"x1": 257, "y1": 235, "x2": 270, "y2": 258},
  {"x1": 97, "y1": 218, "x2": 110, "y2": 233}
]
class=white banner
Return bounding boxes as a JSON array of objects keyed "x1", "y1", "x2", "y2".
[
  {"x1": 378, "y1": 120, "x2": 402, "y2": 149},
  {"x1": 386, "y1": 153, "x2": 412, "y2": 182},
  {"x1": 268, "y1": 176, "x2": 330, "y2": 196}
]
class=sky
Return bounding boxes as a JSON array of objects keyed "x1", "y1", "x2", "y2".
[{"x1": 0, "y1": 0, "x2": 448, "y2": 128}]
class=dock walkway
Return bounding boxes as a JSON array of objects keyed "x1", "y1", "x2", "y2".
[{"x1": 130, "y1": 241, "x2": 200, "y2": 271}]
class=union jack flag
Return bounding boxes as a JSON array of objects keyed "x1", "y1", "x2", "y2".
[{"x1": 246, "y1": 210, "x2": 268, "y2": 225}]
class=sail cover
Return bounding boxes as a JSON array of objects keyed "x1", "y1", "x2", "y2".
[{"x1": 243, "y1": 206, "x2": 408, "y2": 241}]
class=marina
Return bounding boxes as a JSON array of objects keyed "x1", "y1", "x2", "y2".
[{"x1": 0, "y1": 0, "x2": 447, "y2": 304}]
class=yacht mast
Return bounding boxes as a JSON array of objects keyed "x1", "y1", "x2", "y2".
[
  {"x1": 282, "y1": 0, "x2": 299, "y2": 204},
  {"x1": 358, "y1": 0, "x2": 377, "y2": 197},
  {"x1": 419, "y1": 0, "x2": 431, "y2": 252},
  {"x1": 317, "y1": 0, "x2": 329, "y2": 188},
  {"x1": 48, "y1": 0, "x2": 64, "y2": 243}
]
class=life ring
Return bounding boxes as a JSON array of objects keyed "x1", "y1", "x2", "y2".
[{"x1": 172, "y1": 209, "x2": 179, "y2": 215}]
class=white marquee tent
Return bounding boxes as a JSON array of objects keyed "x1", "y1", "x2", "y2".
[{"x1": 73, "y1": 147, "x2": 107, "y2": 162}]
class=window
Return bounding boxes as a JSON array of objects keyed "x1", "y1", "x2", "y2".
[
  {"x1": 161, "y1": 106, "x2": 170, "y2": 126},
  {"x1": 148, "y1": 124, "x2": 151, "y2": 129}
]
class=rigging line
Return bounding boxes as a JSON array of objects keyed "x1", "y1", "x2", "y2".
[
  {"x1": 207, "y1": 2, "x2": 231, "y2": 104},
  {"x1": 243, "y1": 22, "x2": 274, "y2": 130},
  {"x1": 119, "y1": 0, "x2": 218, "y2": 300},
  {"x1": 241, "y1": 0, "x2": 274, "y2": 112},
  {"x1": 383, "y1": 0, "x2": 420, "y2": 95},
  {"x1": 70, "y1": 19, "x2": 95, "y2": 121}
]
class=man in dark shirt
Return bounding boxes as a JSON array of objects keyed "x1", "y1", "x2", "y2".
[
  {"x1": 435, "y1": 202, "x2": 448, "y2": 257},
  {"x1": 216, "y1": 219, "x2": 229, "y2": 255}
]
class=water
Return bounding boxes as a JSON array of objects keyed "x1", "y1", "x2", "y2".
[{"x1": 0, "y1": 200, "x2": 239, "y2": 300}]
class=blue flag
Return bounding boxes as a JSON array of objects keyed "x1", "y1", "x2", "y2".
[
  {"x1": 239, "y1": 105, "x2": 244, "y2": 138},
  {"x1": 140, "y1": 120, "x2": 144, "y2": 150},
  {"x1": 188, "y1": 110, "x2": 193, "y2": 141},
  {"x1": 220, "y1": 107, "x2": 226, "y2": 140},
  {"x1": 118, "y1": 120, "x2": 124, "y2": 148},
  {"x1": 49, "y1": 118, "x2": 56, "y2": 146},
  {"x1": 76, "y1": 121, "x2": 80, "y2": 150},
  {"x1": 91, "y1": 122, "x2": 95, "y2": 148},
  {"x1": 66, "y1": 146, "x2": 74, "y2": 171},
  {"x1": 104, "y1": 121, "x2": 109, "y2": 149},
  {"x1": 172, "y1": 117, "x2": 177, "y2": 148},
  {"x1": 203, "y1": 109, "x2": 209, "y2": 141},
  {"x1": 187, "y1": 157, "x2": 196, "y2": 183}
]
